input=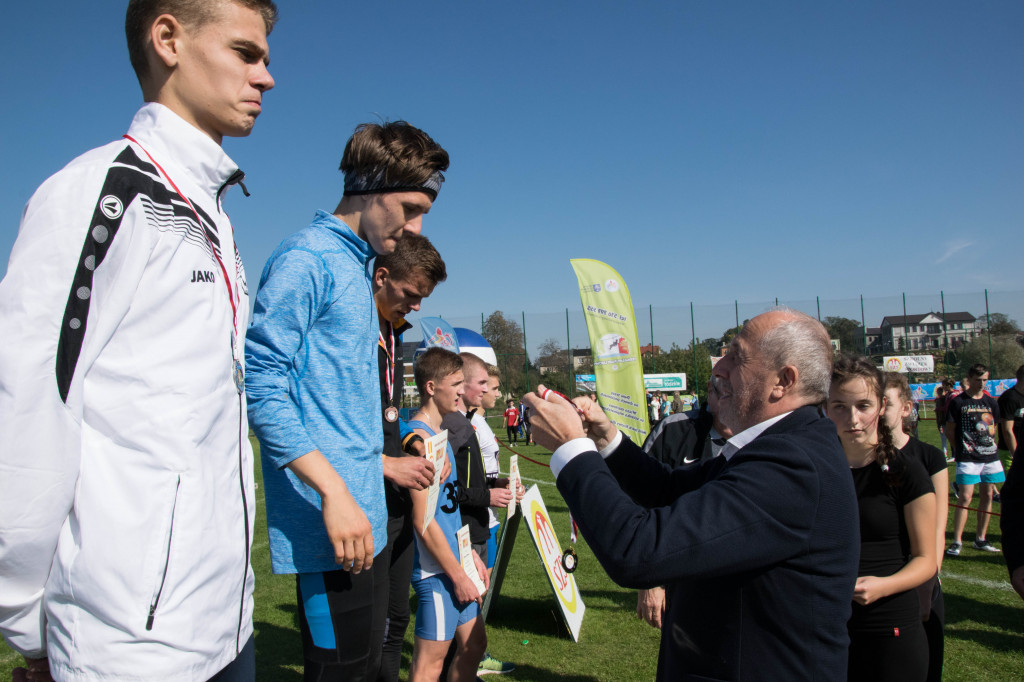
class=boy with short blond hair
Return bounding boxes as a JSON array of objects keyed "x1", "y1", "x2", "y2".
[{"x1": 408, "y1": 348, "x2": 488, "y2": 682}]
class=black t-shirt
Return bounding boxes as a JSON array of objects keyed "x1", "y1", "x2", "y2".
[
  {"x1": 946, "y1": 393, "x2": 1001, "y2": 464},
  {"x1": 848, "y1": 452, "x2": 933, "y2": 633},
  {"x1": 900, "y1": 437, "x2": 946, "y2": 478},
  {"x1": 998, "y1": 386, "x2": 1024, "y2": 459}
]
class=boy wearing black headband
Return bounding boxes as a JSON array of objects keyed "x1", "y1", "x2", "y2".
[{"x1": 246, "y1": 121, "x2": 449, "y2": 680}]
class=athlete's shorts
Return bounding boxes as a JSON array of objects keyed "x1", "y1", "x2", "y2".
[
  {"x1": 955, "y1": 460, "x2": 1006, "y2": 485},
  {"x1": 486, "y1": 523, "x2": 500, "y2": 568},
  {"x1": 412, "y1": 574, "x2": 479, "y2": 641}
]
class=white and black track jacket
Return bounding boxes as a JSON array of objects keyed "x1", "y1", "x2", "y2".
[{"x1": 0, "y1": 103, "x2": 256, "y2": 680}]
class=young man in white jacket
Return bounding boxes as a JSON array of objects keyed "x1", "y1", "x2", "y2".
[{"x1": 0, "y1": 1, "x2": 277, "y2": 679}]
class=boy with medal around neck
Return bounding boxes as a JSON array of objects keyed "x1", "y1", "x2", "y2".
[
  {"x1": 372, "y1": 233, "x2": 449, "y2": 681},
  {"x1": 406, "y1": 348, "x2": 490, "y2": 682},
  {"x1": 245, "y1": 121, "x2": 449, "y2": 680}
]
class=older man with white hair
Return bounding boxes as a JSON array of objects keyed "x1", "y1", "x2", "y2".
[{"x1": 526, "y1": 309, "x2": 860, "y2": 682}]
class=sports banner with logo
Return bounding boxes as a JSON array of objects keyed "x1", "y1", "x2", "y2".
[
  {"x1": 570, "y1": 259, "x2": 649, "y2": 446},
  {"x1": 521, "y1": 484, "x2": 585, "y2": 641},
  {"x1": 419, "y1": 317, "x2": 460, "y2": 352},
  {"x1": 883, "y1": 356, "x2": 935, "y2": 373}
]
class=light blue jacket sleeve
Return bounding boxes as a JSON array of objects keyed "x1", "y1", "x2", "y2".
[{"x1": 245, "y1": 248, "x2": 331, "y2": 468}]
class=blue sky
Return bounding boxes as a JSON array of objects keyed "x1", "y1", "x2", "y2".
[{"x1": 2, "y1": 2, "x2": 1021, "y2": 351}]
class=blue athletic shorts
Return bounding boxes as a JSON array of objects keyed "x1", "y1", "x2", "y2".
[
  {"x1": 412, "y1": 574, "x2": 479, "y2": 641},
  {"x1": 955, "y1": 460, "x2": 1006, "y2": 485},
  {"x1": 486, "y1": 523, "x2": 500, "y2": 569}
]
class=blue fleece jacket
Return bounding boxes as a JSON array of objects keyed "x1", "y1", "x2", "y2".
[{"x1": 245, "y1": 210, "x2": 386, "y2": 574}]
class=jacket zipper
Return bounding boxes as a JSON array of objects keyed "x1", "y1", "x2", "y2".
[
  {"x1": 236, "y1": 393, "x2": 250, "y2": 652},
  {"x1": 146, "y1": 476, "x2": 181, "y2": 631}
]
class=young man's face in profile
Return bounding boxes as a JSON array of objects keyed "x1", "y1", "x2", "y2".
[
  {"x1": 375, "y1": 269, "x2": 434, "y2": 324},
  {"x1": 360, "y1": 192, "x2": 433, "y2": 256},
  {"x1": 171, "y1": 1, "x2": 275, "y2": 142}
]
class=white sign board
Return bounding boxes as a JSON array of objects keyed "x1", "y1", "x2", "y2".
[
  {"x1": 456, "y1": 525, "x2": 486, "y2": 597},
  {"x1": 643, "y1": 373, "x2": 687, "y2": 391},
  {"x1": 507, "y1": 455, "x2": 520, "y2": 517},
  {"x1": 422, "y1": 429, "x2": 449, "y2": 534},
  {"x1": 521, "y1": 485, "x2": 585, "y2": 641},
  {"x1": 883, "y1": 356, "x2": 935, "y2": 373}
]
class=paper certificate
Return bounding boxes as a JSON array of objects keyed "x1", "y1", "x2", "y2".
[
  {"x1": 457, "y1": 524, "x2": 486, "y2": 597},
  {"x1": 507, "y1": 455, "x2": 521, "y2": 517},
  {"x1": 422, "y1": 429, "x2": 449, "y2": 534}
]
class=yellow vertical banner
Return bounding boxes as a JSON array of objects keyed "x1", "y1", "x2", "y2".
[{"x1": 570, "y1": 259, "x2": 649, "y2": 446}]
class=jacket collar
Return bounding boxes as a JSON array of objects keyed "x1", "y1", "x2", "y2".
[
  {"x1": 125, "y1": 103, "x2": 242, "y2": 200},
  {"x1": 310, "y1": 210, "x2": 376, "y2": 266}
]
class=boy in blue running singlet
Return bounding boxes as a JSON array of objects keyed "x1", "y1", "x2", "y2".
[{"x1": 407, "y1": 348, "x2": 489, "y2": 681}]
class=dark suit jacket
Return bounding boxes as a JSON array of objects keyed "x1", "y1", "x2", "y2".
[{"x1": 556, "y1": 405, "x2": 859, "y2": 681}]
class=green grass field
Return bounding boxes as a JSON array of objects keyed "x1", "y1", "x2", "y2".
[{"x1": 2, "y1": 420, "x2": 1022, "y2": 680}]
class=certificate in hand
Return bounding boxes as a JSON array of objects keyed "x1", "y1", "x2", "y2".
[
  {"x1": 457, "y1": 524, "x2": 486, "y2": 597},
  {"x1": 507, "y1": 455, "x2": 521, "y2": 517},
  {"x1": 422, "y1": 429, "x2": 449, "y2": 534}
]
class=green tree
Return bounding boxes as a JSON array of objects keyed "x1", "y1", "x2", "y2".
[
  {"x1": 822, "y1": 316, "x2": 860, "y2": 354},
  {"x1": 536, "y1": 337, "x2": 568, "y2": 370},
  {"x1": 958, "y1": 336, "x2": 1024, "y2": 379},
  {"x1": 982, "y1": 312, "x2": 1020, "y2": 338},
  {"x1": 641, "y1": 342, "x2": 713, "y2": 402},
  {"x1": 482, "y1": 311, "x2": 528, "y2": 396}
]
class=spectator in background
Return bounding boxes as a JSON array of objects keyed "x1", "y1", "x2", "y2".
[
  {"x1": 883, "y1": 373, "x2": 948, "y2": 682},
  {"x1": 671, "y1": 390, "x2": 686, "y2": 415},
  {"x1": 942, "y1": 364, "x2": 999, "y2": 557},
  {"x1": 945, "y1": 364, "x2": 1004, "y2": 557},
  {"x1": 522, "y1": 403, "x2": 534, "y2": 445},
  {"x1": 649, "y1": 393, "x2": 661, "y2": 427},
  {"x1": 504, "y1": 399, "x2": 520, "y2": 444},
  {"x1": 934, "y1": 379, "x2": 953, "y2": 458}
]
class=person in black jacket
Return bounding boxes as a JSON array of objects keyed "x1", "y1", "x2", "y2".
[
  {"x1": 440, "y1": 351, "x2": 523, "y2": 677},
  {"x1": 999, "y1": 365, "x2": 1024, "y2": 600},
  {"x1": 636, "y1": 380, "x2": 734, "y2": 628},
  {"x1": 525, "y1": 309, "x2": 859, "y2": 681}
]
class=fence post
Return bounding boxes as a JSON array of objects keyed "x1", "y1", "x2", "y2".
[
  {"x1": 985, "y1": 289, "x2": 992, "y2": 370},
  {"x1": 860, "y1": 295, "x2": 867, "y2": 356},
  {"x1": 649, "y1": 304, "x2": 656, "y2": 374},
  {"x1": 522, "y1": 311, "x2": 529, "y2": 396},
  {"x1": 902, "y1": 292, "x2": 909, "y2": 354},
  {"x1": 566, "y1": 308, "x2": 573, "y2": 397},
  {"x1": 691, "y1": 302, "x2": 698, "y2": 400},
  {"x1": 941, "y1": 291, "x2": 949, "y2": 352}
]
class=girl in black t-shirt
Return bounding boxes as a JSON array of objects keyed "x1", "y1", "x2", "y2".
[
  {"x1": 882, "y1": 372, "x2": 949, "y2": 682},
  {"x1": 827, "y1": 355, "x2": 937, "y2": 682}
]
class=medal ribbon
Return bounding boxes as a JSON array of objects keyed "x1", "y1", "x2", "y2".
[
  {"x1": 123, "y1": 135, "x2": 239, "y2": 338},
  {"x1": 378, "y1": 322, "x2": 396, "y2": 403}
]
